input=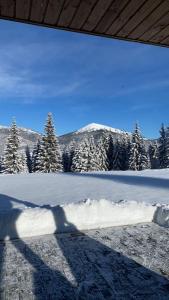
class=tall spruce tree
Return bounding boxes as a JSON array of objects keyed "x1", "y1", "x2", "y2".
[
  {"x1": 112, "y1": 139, "x2": 123, "y2": 170},
  {"x1": 71, "y1": 137, "x2": 98, "y2": 172},
  {"x1": 3, "y1": 119, "x2": 23, "y2": 174},
  {"x1": 37, "y1": 113, "x2": 62, "y2": 173},
  {"x1": 106, "y1": 134, "x2": 114, "y2": 170},
  {"x1": 96, "y1": 135, "x2": 109, "y2": 171},
  {"x1": 149, "y1": 142, "x2": 159, "y2": 169},
  {"x1": 158, "y1": 124, "x2": 169, "y2": 168},
  {"x1": 128, "y1": 123, "x2": 149, "y2": 171},
  {"x1": 62, "y1": 141, "x2": 75, "y2": 172},
  {"x1": 26, "y1": 145, "x2": 32, "y2": 173}
]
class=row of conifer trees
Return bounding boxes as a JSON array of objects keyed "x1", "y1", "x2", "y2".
[{"x1": 0, "y1": 113, "x2": 168, "y2": 174}]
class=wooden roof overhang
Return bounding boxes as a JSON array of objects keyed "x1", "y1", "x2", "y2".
[{"x1": 1, "y1": 0, "x2": 169, "y2": 47}]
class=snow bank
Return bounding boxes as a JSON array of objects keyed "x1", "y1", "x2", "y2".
[
  {"x1": 153, "y1": 204, "x2": 169, "y2": 227},
  {"x1": 0, "y1": 199, "x2": 157, "y2": 240}
]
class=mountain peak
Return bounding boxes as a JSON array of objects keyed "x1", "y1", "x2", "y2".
[{"x1": 76, "y1": 123, "x2": 125, "y2": 134}]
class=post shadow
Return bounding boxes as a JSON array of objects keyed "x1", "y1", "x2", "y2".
[{"x1": 52, "y1": 206, "x2": 169, "y2": 299}]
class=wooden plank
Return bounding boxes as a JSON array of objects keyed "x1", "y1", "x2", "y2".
[
  {"x1": 150, "y1": 24, "x2": 169, "y2": 43},
  {"x1": 44, "y1": 0, "x2": 65, "y2": 25},
  {"x1": 82, "y1": 0, "x2": 114, "y2": 32},
  {"x1": 159, "y1": 33, "x2": 169, "y2": 45},
  {"x1": 106, "y1": 0, "x2": 145, "y2": 35},
  {"x1": 117, "y1": 0, "x2": 161, "y2": 38},
  {"x1": 30, "y1": 0, "x2": 48, "y2": 22},
  {"x1": 141, "y1": 11, "x2": 169, "y2": 41},
  {"x1": 58, "y1": 0, "x2": 80, "y2": 27},
  {"x1": 128, "y1": 1, "x2": 169, "y2": 40},
  {"x1": 95, "y1": 0, "x2": 129, "y2": 34},
  {"x1": 0, "y1": 0, "x2": 15, "y2": 17},
  {"x1": 70, "y1": 0, "x2": 97, "y2": 30},
  {"x1": 16, "y1": 0, "x2": 31, "y2": 20}
]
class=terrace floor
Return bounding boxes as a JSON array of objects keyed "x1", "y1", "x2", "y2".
[{"x1": 0, "y1": 223, "x2": 169, "y2": 300}]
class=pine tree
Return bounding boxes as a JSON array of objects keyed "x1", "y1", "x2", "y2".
[
  {"x1": 20, "y1": 152, "x2": 29, "y2": 173},
  {"x1": 128, "y1": 123, "x2": 149, "y2": 171},
  {"x1": 112, "y1": 139, "x2": 123, "y2": 170},
  {"x1": 37, "y1": 113, "x2": 62, "y2": 173},
  {"x1": 120, "y1": 134, "x2": 131, "y2": 170},
  {"x1": 71, "y1": 137, "x2": 98, "y2": 172},
  {"x1": 96, "y1": 135, "x2": 109, "y2": 171},
  {"x1": 26, "y1": 145, "x2": 32, "y2": 173},
  {"x1": 63, "y1": 141, "x2": 75, "y2": 172},
  {"x1": 3, "y1": 119, "x2": 23, "y2": 174},
  {"x1": 149, "y1": 142, "x2": 159, "y2": 169},
  {"x1": 32, "y1": 140, "x2": 42, "y2": 172},
  {"x1": 158, "y1": 124, "x2": 169, "y2": 168},
  {"x1": 105, "y1": 134, "x2": 114, "y2": 170}
]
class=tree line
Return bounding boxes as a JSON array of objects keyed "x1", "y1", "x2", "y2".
[{"x1": 0, "y1": 113, "x2": 169, "y2": 174}]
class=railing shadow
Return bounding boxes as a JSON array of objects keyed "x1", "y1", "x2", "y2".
[
  {"x1": 65, "y1": 172, "x2": 169, "y2": 190},
  {"x1": 0, "y1": 194, "x2": 169, "y2": 299}
]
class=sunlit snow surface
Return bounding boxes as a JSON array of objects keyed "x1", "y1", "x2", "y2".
[{"x1": 0, "y1": 169, "x2": 169, "y2": 208}]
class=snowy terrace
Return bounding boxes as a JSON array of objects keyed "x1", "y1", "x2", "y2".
[
  {"x1": 0, "y1": 169, "x2": 169, "y2": 298},
  {"x1": 0, "y1": 169, "x2": 169, "y2": 239}
]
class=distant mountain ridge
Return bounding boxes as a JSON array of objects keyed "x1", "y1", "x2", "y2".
[{"x1": 0, "y1": 123, "x2": 154, "y2": 156}]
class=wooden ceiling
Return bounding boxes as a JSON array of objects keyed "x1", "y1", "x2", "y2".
[{"x1": 1, "y1": 0, "x2": 169, "y2": 47}]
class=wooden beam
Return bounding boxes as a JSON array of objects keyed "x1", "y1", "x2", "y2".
[
  {"x1": 70, "y1": 0, "x2": 97, "y2": 30},
  {"x1": 44, "y1": 0, "x2": 65, "y2": 25},
  {"x1": 16, "y1": 0, "x2": 31, "y2": 20},
  {"x1": 0, "y1": 0, "x2": 15, "y2": 18},
  {"x1": 30, "y1": 0, "x2": 49, "y2": 23},
  {"x1": 128, "y1": 0, "x2": 169, "y2": 39},
  {"x1": 57, "y1": 0, "x2": 80, "y2": 27},
  {"x1": 82, "y1": 0, "x2": 114, "y2": 32},
  {"x1": 106, "y1": 0, "x2": 146, "y2": 35},
  {"x1": 117, "y1": 0, "x2": 161, "y2": 38}
]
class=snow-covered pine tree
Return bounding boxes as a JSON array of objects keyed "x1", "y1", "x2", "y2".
[
  {"x1": 37, "y1": 113, "x2": 62, "y2": 173},
  {"x1": 31, "y1": 140, "x2": 42, "y2": 172},
  {"x1": 3, "y1": 119, "x2": 23, "y2": 174},
  {"x1": 26, "y1": 145, "x2": 32, "y2": 173},
  {"x1": 62, "y1": 141, "x2": 75, "y2": 172},
  {"x1": 149, "y1": 142, "x2": 159, "y2": 169},
  {"x1": 112, "y1": 139, "x2": 123, "y2": 170},
  {"x1": 71, "y1": 137, "x2": 98, "y2": 172},
  {"x1": 20, "y1": 152, "x2": 29, "y2": 173},
  {"x1": 158, "y1": 124, "x2": 169, "y2": 168},
  {"x1": 96, "y1": 135, "x2": 109, "y2": 171},
  {"x1": 105, "y1": 134, "x2": 114, "y2": 170},
  {"x1": 128, "y1": 123, "x2": 149, "y2": 171},
  {"x1": 120, "y1": 134, "x2": 131, "y2": 170},
  {"x1": 139, "y1": 140, "x2": 150, "y2": 170}
]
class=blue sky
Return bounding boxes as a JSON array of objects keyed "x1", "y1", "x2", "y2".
[{"x1": 0, "y1": 20, "x2": 169, "y2": 138}]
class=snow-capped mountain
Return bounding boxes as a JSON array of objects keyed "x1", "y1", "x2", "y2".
[
  {"x1": 0, "y1": 126, "x2": 41, "y2": 155},
  {"x1": 76, "y1": 123, "x2": 129, "y2": 134},
  {"x1": 0, "y1": 123, "x2": 154, "y2": 156}
]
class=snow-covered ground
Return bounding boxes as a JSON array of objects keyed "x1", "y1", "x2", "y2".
[{"x1": 0, "y1": 169, "x2": 169, "y2": 239}]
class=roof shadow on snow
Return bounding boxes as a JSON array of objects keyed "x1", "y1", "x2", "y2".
[
  {"x1": 68, "y1": 172, "x2": 169, "y2": 190},
  {"x1": 0, "y1": 194, "x2": 169, "y2": 298}
]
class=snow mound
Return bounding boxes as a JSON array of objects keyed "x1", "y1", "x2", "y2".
[
  {"x1": 0, "y1": 199, "x2": 157, "y2": 240},
  {"x1": 76, "y1": 123, "x2": 127, "y2": 134},
  {"x1": 153, "y1": 204, "x2": 169, "y2": 227}
]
